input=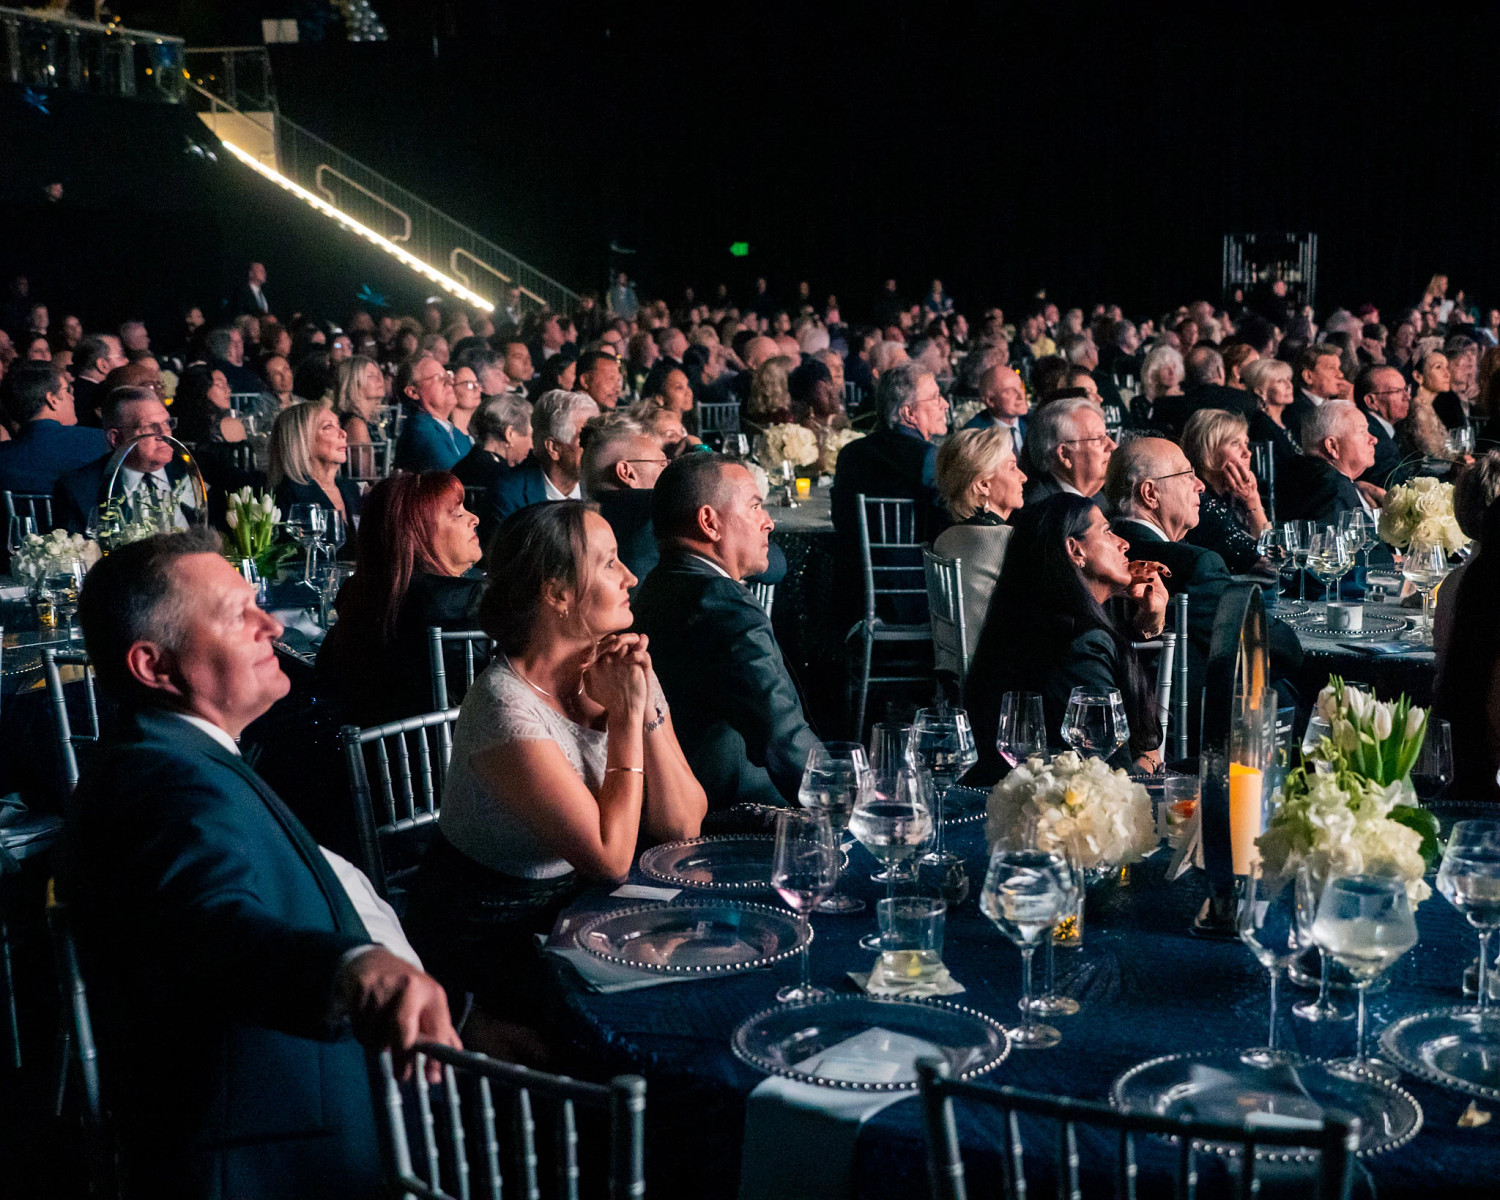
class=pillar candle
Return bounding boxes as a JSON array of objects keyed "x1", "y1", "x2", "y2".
[
  {"x1": 795, "y1": 477, "x2": 812, "y2": 499},
  {"x1": 1228, "y1": 763, "x2": 1263, "y2": 875}
]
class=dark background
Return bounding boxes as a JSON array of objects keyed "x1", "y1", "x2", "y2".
[{"x1": 7, "y1": 0, "x2": 1500, "y2": 326}]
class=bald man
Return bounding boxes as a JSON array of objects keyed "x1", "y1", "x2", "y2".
[
  {"x1": 1104, "y1": 437, "x2": 1301, "y2": 754},
  {"x1": 963, "y1": 365, "x2": 1029, "y2": 455}
]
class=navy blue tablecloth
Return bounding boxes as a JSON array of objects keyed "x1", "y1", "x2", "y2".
[{"x1": 544, "y1": 818, "x2": 1498, "y2": 1199}]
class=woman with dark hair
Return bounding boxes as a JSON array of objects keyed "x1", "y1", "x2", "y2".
[
  {"x1": 315, "y1": 470, "x2": 484, "y2": 725},
  {"x1": 402, "y1": 501, "x2": 705, "y2": 1020},
  {"x1": 173, "y1": 363, "x2": 245, "y2": 446},
  {"x1": 965, "y1": 494, "x2": 1168, "y2": 782},
  {"x1": 1435, "y1": 496, "x2": 1500, "y2": 804},
  {"x1": 527, "y1": 349, "x2": 578, "y2": 401}
]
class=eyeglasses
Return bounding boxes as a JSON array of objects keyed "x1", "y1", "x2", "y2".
[
  {"x1": 454, "y1": 379, "x2": 482, "y2": 391},
  {"x1": 1062, "y1": 434, "x2": 1112, "y2": 446},
  {"x1": 623, "y1": 458, "x2": 670, "y2": 468},
  {"x1": 1369, "y1": 387, "x2": 1411, "y2": 399},
  {"x1": 113, "y1": 418, "x2": 177, "y2": 436},
  {"x1": 1150, "y1": 468, "x2": 1197, "y2": 482}
]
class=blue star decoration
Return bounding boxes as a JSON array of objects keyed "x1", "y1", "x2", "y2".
[
  {"x1": 21, "y1": 88, "x2": 50, "y2": 115},
  {"x1": 355, "y1": 285, "x2": 390, "y2": 309}
]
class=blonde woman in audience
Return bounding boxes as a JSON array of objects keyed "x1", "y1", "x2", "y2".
[
  {"x1": 1182, "y1": 408, "x2": 1271, "y2": 572},
  {"x1": 267, "y1": 400, "x2": 361, "y2": 520},
  {"x1": 745, "y1": 354, "x2": 795, "y2": 428},
  {"x1": 334, "y1": 354, "x2": 388, "y2": 447},
  {"x1": 1140, "y1": 344, "x2": 1184, "y2": 419}
]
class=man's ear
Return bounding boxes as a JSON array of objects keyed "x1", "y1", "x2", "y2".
[
  {"x1": 615, "y1": 460, "x2": 635, "y2": 488},
  {"x1": 696, "y1": 503, "x2": 722, "y2": 544},
  {"x1": 1139, "y1": 478, "x2": 1159, "y2": 512},
  {"x1": 125, "y1": 640, "x2": 182, "y2": 698}
]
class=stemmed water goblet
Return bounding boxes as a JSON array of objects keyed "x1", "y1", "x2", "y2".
[
  {"x1": 1026, "y1": 838, "x2": 1081, "y2": 1019},
  {"x1": 1401, "y1": 541, "x2": 1450, "y2": 645},
  {"x1": 1238, "y1": 861, "x2": 1303, "y2": 1065},
  {"x1": 1060, "y1": 687, "x2": 1128, "y2": 761},
  {"x1": 865, "y1": 721, "x2": 918, "y2": 886},
  {"x1": 6, "y1": 513, "x2": 35, "y2": 562},
  {"x1": 1312, "y1": 872, "x2": 1419, "y2": 1080},
  {"x1": 1281, "y1": 520, "x2": 1312, "y2": 602},
  {"x1": 1305, "y1": 525, "x2": 1350, "y2": 613},
  {"x1": 771, "y1": 809, "x2": 841, "y2": 1003},
  {"x1": 910, "y1": 707, "x2": 978, "y2": 875},
  {"x1": 981, "y1": 848, "x2": 1067, "y2": 1049},
  {"x1": 797, "y1": 741, "x2": 872, "y2": 915},
  {"x1": 1338, "y1": 509, "x2": 1376, "y2": 577},
  {"x1": 319, "y1": 509, "x2": 348, "y2": 565},
  {"x1": 849, "y1": 767, "x2": 934, "y2": 951},
  {"x1": 1292, "y1": 864, "x2": 1351, "y2": 1024},
  {"x1": 996, "y1": 691, "x2": 1047, "y2": 768},
  {"x1": 1438, "y1": 821, "x2": 1500, "y2": 1016},
  {"x1": 285, "y1": 503, "x2": 327, "y2": 592}
]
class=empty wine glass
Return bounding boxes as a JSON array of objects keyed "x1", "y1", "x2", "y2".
[
  {"x1": 1238, "y1": 862, "x2": 1303, "y2": 1065},
  {"x1": 1437, "y1": 822, "x2": 1500, "y2": 1017},
  {"x1": 1305, "y1": 525, "x2": 1350, "y2": 610},
  {"x1": 1060, "y1": 687, "x2": 1128, "y2": 761},
  {"x1": 771, "y1": 809, "x2": 841, "y2": 1003},
  {"x1": 1282, "y1": 520, "x2": 1312, "y2": 602},
  {"x1": 1401, "y1": 541, "x2": 1450, "y2": 645},
  {"x1": 911, "y1": 707, "x2": 978, "y2": 870},
  {"x1": 6, "y1": 513, "x2": 35, "y2": 559},
  {"x1": 798, "y1": 742, "x2": 871, "y2": 915},
  {"x1": 1291, "y1": 863, "x2": 1351, "y2": 1024},
  {"x1": 320, "y1": 508, "x2": 348, "y2": 563},
  {"x1": 285, "y1": 503, "x2": 326, "y2": 590},
  {"x1": 1338, "y1": 509, "x2": 1376, "y2": 574},
  {"x1": 981, "y1": 848, "x2": 1066, "y2": 1049},
  {"x1": 1027, "y1": 838, "x2": 1081, "y2": 1019},
  {"x1": 996, "y1": 691, "x2": 1047, "y2": 768},
  {"x1": 1411, "y1": 718, "x2": 1454, "y2": 802},
  {"x1": 1312, "y1": 872, "x2": 1418, "y2": 1079}
]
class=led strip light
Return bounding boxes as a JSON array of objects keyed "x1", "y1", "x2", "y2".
[{"x1": 218, "y1": 138, "x2": 495, "y2": 312}]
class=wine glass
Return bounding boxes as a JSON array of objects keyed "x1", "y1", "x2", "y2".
[
  {"x1": 1238, "y1": 862, "x2": 1303, "y2": 1064},
  {"x1": 1282, "y1": 520, "x2": 1312, "y2": 602},
  {"x1": 981, "y1": 848, "x2": 1066, "y2": 1049},
  {"x1": 848, "y1": 768, "x2": 935, "y2": 907},
  {"x1": 1291, "y1": 863, "x2": 1351, "y2": 1024},
  {"x1": 1060, "y1": 687, "x2": 1128, "y2": 761},
  {"x1": 1305, "y1": 525, "x2": 1350, "y2": 610},
  {"x1": 865, "y1": 721, "x2": 917, "y2": 886},
  {"x1": 1338, "y1": 510, "x2": 1376, "y2": 574},
  {"x1": 996, "y1": 691, "x2": 1047, "y2": 768},
  {"x1": 1026, "y1": 837, "x2": 1081, "y2": 1019},
  {"x1": 1411, "y1": 718, "x2": 1454, "y2": 802},
  {"x1": 910, "y1": 708, "x2": 978, "y2": 870},
  {"x1": 771, "y1": 809, "x2": 841, "y2": 1003},
  {"x1": 1437, "y1": 822, "x2": 1500, "y2": 1016},
  {"x1": 6, "y1": 513, "x2": 35, "y2": 561},
  {"x1": 1447, "y1": 424, "x2": 1476, "y2": 459},
  {"x1": 285, "y1": 503, "x2": 326, "y2": 590},
  {"x1": 1312, "y1": 872, "x2": 1418, "y2": 1079},
  {"x1": 797, "y1": 742, "x2": 871, "y2": 915},
  {"x1": 51, "y1": 560, "x2": 85, "y2": 643},
  {"x1": 320, "y1": 509, "x2": 348, "y2": 564},
  {"x1": 1401, "y1": 541, "x2": 1450, "y2": 645}
]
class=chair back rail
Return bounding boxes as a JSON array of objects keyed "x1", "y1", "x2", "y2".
[
  {"x1": 922, "y1": 545, "x2": 967, "y2": 687},
  {"x1": 3, "y1": 489, "x2": 57, "y2": 534},
  {"x1": 747, "y1": 582, "x2": 775, "y2": 618},
  {"x1": 374, "y1": 1043, "x2": 646, "y2": 1200},
  {"x1": 696, "y1": 401, "x2": 741, "y2": 437},
  {"x1": 42, "y1": 648, "x2": 101, "y2": 793},
  {"x1": 428, "y1": 626, "x2": 496, "y2": 711},
  {"x1": 917, "y1": 1059, "x2": 1357, "y2": 1200}
]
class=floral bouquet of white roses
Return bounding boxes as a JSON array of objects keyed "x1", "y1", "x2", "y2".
[
  {"x1": 224, "y1": 487, "x2": 296, "y2": 577},
  {"x1": 817, "y1": 428, "x2": 864, "y2": 477},
  {"x1": 986, "y1": 750, "x2": 1157, "y2": 871},
  {"x1": 1258, "y1": 678, "x2": 1440, "y2": 907},
  {"x1": 1378, "y1": 476, "x2": 1467, "y2": 553},
  {"x1": 11, "y1": 528, "x2": 101, "y2": 583},
  {"x1": 98, "y1": 473, "x2": 196, "y2": 549},
  {"x1": 754, "y1": 422, "x2": 819, "y2": 472}
]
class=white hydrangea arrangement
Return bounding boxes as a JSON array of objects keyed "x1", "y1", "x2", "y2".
[
  {"x1": 986, "y1": 750, "x2": 1157, "y2": 871},
  {"x1": 949, "y1": 399, "x2": 985, "y2": 430},
  {"x1": 817, "y1": 428, "x2": 864, "y2": 477},
  {"x1": 11, "y1": 529, "x2": 102, "y2": 582},
  {"x1": 754, "y1": 423, "x2": 819, "y2": 472},
  {"x1": 1378, "y1": 476, "x2": 1467, "y2": 553},
  {"x1": 1257, "y1": 678, "x2": 1440, "y2": 907},
  {"x1": 743, "y1": 461, "x2": 771, "y2": 500}
]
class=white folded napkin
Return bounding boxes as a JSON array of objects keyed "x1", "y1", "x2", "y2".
[{"x1": 849, "y1": 956, "x2": 966, "y2": 998}]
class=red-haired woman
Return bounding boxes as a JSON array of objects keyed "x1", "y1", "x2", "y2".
[{"x1": 316, "y1": 470, "x2": 483, "y2": 725}]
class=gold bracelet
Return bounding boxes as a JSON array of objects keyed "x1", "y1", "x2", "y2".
[{"x1": 605, "y1": 766, "x2": 644, "y2": 775}]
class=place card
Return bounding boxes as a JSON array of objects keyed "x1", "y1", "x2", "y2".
[{"x1": 610, "y1": 883, "x2": 681, "y2": 901}]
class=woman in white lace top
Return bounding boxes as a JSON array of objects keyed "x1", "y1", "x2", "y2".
[{"x1": 404, "y1": 501, "x2": 706, "y2": 1016}]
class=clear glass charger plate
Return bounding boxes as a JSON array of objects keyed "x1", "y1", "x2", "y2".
[
  {"x1": 1286, "y1": 613, "x2": 1408, "y2": 639},
  {"x1": 1110, "y1": 1050, "x2": 1422, "y2": 1161},
  {"x1": 574, "y1": 901, "x2": 807, "y2": 974},
  {"x1": 1272, "y1": 599, "x2": 1313, "y2": 618},
  {"x1": 940, "y1": 784, "x2": 989, "y2": 826},
  {"x1": 638, "y1": 835, "x2": 776, "y2": 893},
  {"x1": 1379, "y1": 1006, "x2": 1500, "y2": 1101},
  {"x1": 732, "y1": 995, "x2": 1011, "y2": 1092}
]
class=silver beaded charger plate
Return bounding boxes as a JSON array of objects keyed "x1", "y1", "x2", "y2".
[
  {"x1": 941, "y1": 784, "x2": 989, "y2": 826},
  {"x1": 1287, "y1": 613, "x2": 1408, "y2": 639},
  {"x1": 574, "y1": 901, "x2": 807, "y2": 974},
  {"x1": 1110, "y1": 1050, "x2": 1421, "y2": 1161},
  {"x1": 638, "y1": 835, "x2": 776, "y2": 893},
  {"x1": 1380, "y1": 1006, "x2": 1500, "y2": 1101},
  {"x1": 732, "y1": 995, "x2": 1010, "y2": 1092}
]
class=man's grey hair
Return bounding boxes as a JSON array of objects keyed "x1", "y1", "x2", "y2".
[
  {"x1": 876, "y1": 362, "x2": 928, "y2": 428},
  {"x1": 1184, "y1": 346, "x2": 1225, "y2": 388},
  {"x1": 1029, "y1": 396, "x2": 1096, "y2": 471},
  {"x1": 531, "y1": 389, "x2": 599, "y2": 445},
  {"x1": 1113, "y1": 320, "x2": 1138, "y2": 348},
  {"x1": 204, "y1": 327, "x2": 238, "y2": 360},
  {"x1": 1324, "y1": 310, "x2": 1362, "y2": 338},
  {"x1": 870, "y1": 340, "x2": 907, "y2": 374},
  {"x1": 1059, "y1": 333, "x2": 1092, "y2": 364},
  {"x1": 1103, "y1": 435, "x2": 1175, "y2": 514},
  {"x1": 1443, "y1": 337, "x2": 1479, "y2": 362},
  {"x1": 471, "y1": 393, "x2": 531, "y2": 448},
  {"x1": 581, "y1": 422, "x2": 654, "y2": 497},
  {"x1": 1301, "y1": 399, "x2": 1363, "y2": 456},
  {"x1": 798, "y1": 323, "x2": 831, "y2": 355}
]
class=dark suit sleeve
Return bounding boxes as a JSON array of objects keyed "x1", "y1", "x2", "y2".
[
  {"x1": 91, "y1": 755, "x2": 365, "y2": 1041},
  {"x1": 697, "y1": 586, "x2": 819, "y2": 802},
  {"x1": 52, "y1": 470, "x2": 89, "y2": 535}
]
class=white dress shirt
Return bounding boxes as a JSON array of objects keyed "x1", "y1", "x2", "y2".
[{"x1": 542, "y1": 472, "x2": 582, "y2": 502}]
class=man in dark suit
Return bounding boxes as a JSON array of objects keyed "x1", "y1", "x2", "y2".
[
  {"x1": 62, "y1": 530, "x2": 458, "y2": 1200},
  {"x1": 1277, "y1": 399, "x2": 1381, "y2": 530},
  {"x1": 1105, "y1": 437, "x2": 1302, "y2": 754},
  {"x1": 53, "y1": 388, "x2": 194, "y2": 533},
  {"x1": 235, "y1": 260, "x2": 272, "y2": 317},
  {"x1": 583, "y1": 422, "x2": 671, "y2": 584},
  {"x1": 69, "y1": 331, "x2": 129, "y2": 427},
  {"x1": 1020, "y1": 395, "x2": 1115, "y2": 508},
  {"x1": 831, "y1": 363, "x2": 950, "y2": 621},
  {"x1": 962, "y1": 364, "x2": 1028, "y2": 457},
  {"x1": 1284, "y1": 344, "x2": 1352, "y2": 444},
  {"x1": 1354, "y1": 363, "x2": 1409, "y2": 489},
  {"x1": 492, "y1": 388, "x2": 598, "y2": 523},
  {"x1": 0, "y1": 362, "x2": 107, "y2": 496},
  {"x1": 633, "y1": 455, "x2": 819, "y2": 812},
  {"x1": 394, "y1": 354, "x2": 466, "y2": 472},
  {"x1": 1152, "y1": 346, "x2": 1256, "y2": 436}
]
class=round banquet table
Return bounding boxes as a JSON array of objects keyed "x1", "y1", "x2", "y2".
[
  {"x1": 1277, "y1": 598, "x2": 1438, "y2": 707},
  {"x1": 542, "y1": 804, "x2": 1497, "y2": 1199}
]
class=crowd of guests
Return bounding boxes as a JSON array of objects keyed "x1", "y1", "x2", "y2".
[{"x1": 6, "y1": 263, "x2": 1500, "y2": 1197}]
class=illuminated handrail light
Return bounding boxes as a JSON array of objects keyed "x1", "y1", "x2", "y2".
[{"x1": 217, "y1": 138, "x2": 496, "y2": 312}]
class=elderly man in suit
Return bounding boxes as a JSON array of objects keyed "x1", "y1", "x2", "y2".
[
  {"x1": 61, "y1": 530, "x2": 458, "y2": 1199},
  {"x1": 1354, "y1": 363, "x2": 1408, "y2": 489},
  {"x1": 1284, "y1": 343, "x2": 1353, "y2": 444},
  {"x1": 53, "y1": 387, "x2": 193, "y2": 534},
  {"x1": 632, "y1": 454, "x2": 818, "y2": 813},
  {"x1": 0, "y1": 361, "x2": 107, "y2": 497},
  {"x1": 1105, "y1": 436, "x2": 1302, "y2": 754},
  {"x1": 491, "y1": 388, "x2": 599, "y2": 522},
  {"x1": 1020, "y1": 395, "x2": 1115, "y2": 508},
  {"x1": 1279, "y1": 399, "x2": 1380, "y2": 528},
  {"x1": 394, "y1": 353, "x2": 468, "y2": 471},
  {"x1": 962, "y1": 364, "x2": 1029, "y2": 456}
]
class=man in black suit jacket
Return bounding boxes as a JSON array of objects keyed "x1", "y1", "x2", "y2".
[
  {"x1": 1277, "y1": 399, "x2": 1382, "y2": 529},
  {"x1": 1152, "y1": 346, "x2": 1256, "y2": 436},
  {"x1": 1354, "y1": 363, "x2": 1409, "y2": 489},
  {"x1": 1020, "y1": 395, "x2": 1115, "y2": 509},
  {"x1": 0, "y1": 362, "x2": 108, "y2": 496},
  {"x1": 62, "y1": 531, "x2": 458, "y2": 1199},
  {"x1": 235, "y1": 261, "x2": 272, "y2": 317},
  {"x1": 632, "y1": 455, "x2": 819, "y2": 812},
  {"x1": 492, "y1": 389, "x2": 598, "y2": 523},
  {"x1": 53, "y1": 388, "x2": 194, "y2": 533},
  {"x1": 1105, "y1": 437, "x2": 1302, "y2": 754},
  {"x1": 1284, "y1": 344, "x2": 1351, "y2": 444}
]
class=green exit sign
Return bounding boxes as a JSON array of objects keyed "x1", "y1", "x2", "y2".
[{"x1": 729, "y1": 242, "x2": 749, "y2": 257}]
